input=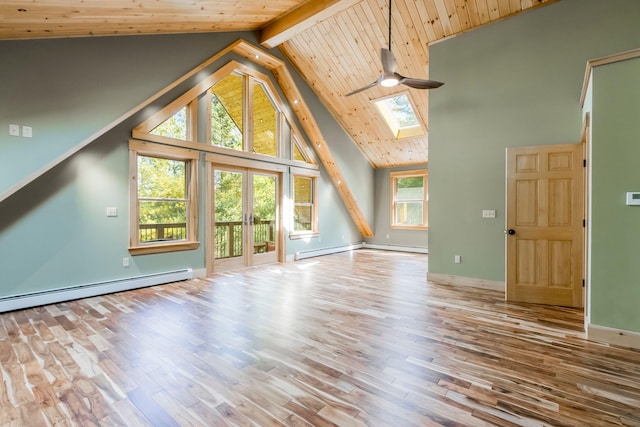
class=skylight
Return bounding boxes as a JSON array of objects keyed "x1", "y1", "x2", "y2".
[{"x1": 373, "y1": 93, "x2": 424, "y2": 139}]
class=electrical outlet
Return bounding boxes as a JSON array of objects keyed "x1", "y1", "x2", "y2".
[
  {"x1": 482, "y1": 210, "x2": 496, "y2": 219},
  {"x1": 122, "y1": 257, "x2": 130, "y2": 267},
  {"x1": 106, "y1": 207, "x2": 118, "y2": 217},
  {"x1": 454, "y1": 255, "x2": 461, "y2": 264}
]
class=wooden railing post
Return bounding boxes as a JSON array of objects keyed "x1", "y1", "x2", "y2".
[{"x1": 228, "y1": 224, "x2": 235, "y2": 258}]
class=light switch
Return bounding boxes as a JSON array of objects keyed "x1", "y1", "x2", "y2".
[
  {"x1": 22, "y1": 126, "x2": 32, "y2": 138},
  {"x1": 9, "y1": 124, "x2": 20, "y2": 136},
  {"x1": 106, "y1": 207, "x2": 118, "y2": 217}
]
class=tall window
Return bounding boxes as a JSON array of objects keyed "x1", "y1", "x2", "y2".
[
  {"x1": 129, "y1": 141, "x2": 199, "y2": 254},
  {"x1": 291, "y1": 169, "x2": 319, "y2": 236},
  {"x1": 391, "y1": 170, "x2": 428, "y2": 229},
  {"x1": 252, "y1": 81, "x2": 277, "y2": 156},
  {"x1": 210, "y1": 73, "x2": 243, "y2": 150}
]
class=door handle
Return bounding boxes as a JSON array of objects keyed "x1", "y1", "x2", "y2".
[
  {"x1": 249, "y1": 213, "x2": 254, "y2": 225},
  {"x1": 243, "y1": 213, "x2": 248, "y2": 226},
  {"x1": 507, "y1": 229, "x2": 516, "y2": 235}
]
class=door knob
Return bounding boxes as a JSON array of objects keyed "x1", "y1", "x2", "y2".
[{"x1": 507, "y1": 229, "x2": 516, "y2": 235}]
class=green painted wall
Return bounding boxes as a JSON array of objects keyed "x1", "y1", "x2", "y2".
[
  {"x1": 0, "y1": 33, "x2": 234, "y2": 200},
  {"x1": 589, "y1": 58, "x2": 640, "y2": 332},
  {"x1": 364, "y1": 165, "x2": 428, "y2": 249},
  {"x1": 429, "y1": 0, "x2": 640, "y2": 282},
  {"x1": 0, "y1": 32, "x2": 370, "y2": 296}
]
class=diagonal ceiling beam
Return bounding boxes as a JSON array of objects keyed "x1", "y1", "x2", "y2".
[
  {"x1": 233, "y1": 40, "x2": 374, "y2": 236},
  {"x1": 260, "y1": 0, "x2": 363, "y2": 48}
]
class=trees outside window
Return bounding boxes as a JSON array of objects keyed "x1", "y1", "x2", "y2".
[
  {"x1": 150, "y1": 107, "x2": 188, "y2": 140},
  {"x1": 129, "y1": 141, "x2": 199, "y2": 254},
  {"x1": 131, "y1": 60, "x2": 320, "y2": 255}
]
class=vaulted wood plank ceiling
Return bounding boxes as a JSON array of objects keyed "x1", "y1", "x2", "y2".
[{"x1": 0, "y1": 0, "x2": 557, "y2": 168}]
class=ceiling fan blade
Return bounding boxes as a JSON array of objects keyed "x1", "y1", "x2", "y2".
[
  {"x1": 345, "y1": 77, "x2": 381, "y2": 96},
  {"x1": 399, "y1": 77, "x2": 444, "y2": 90},
  {"x1": 381, "y1": 48, "x2": 397, "y2": 74}
]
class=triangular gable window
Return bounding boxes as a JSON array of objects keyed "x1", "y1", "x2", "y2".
[
  {"x1": 150, "y1": 106, "x2": 188, "y2": 140},
  {"x1": 293, "y1": 140, "x2": 305, "y2": 162},
  {"x1": 292, "y1": 132, "x2": 314, "y2": 164},
  {"x1": 134, "y1": 60, "x2": 316, "y2": 167}
]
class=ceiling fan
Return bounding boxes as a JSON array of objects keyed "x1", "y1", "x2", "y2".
[{"x1": 345, "y1": 0, "x2": 444, "y2": 96}]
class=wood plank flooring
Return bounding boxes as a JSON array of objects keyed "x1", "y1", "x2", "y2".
[{"x1": 1, "y1": 249, "x2": 640, "y2": 426}]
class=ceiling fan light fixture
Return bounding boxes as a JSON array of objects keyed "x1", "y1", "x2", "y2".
[
  {"x1": 344, "y1": 0, "x2": 443, "y2": 96},
  {"x1": 380, "y1": 77, "x2": 399, "y2": 87}
]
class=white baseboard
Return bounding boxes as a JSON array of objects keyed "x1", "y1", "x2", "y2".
[
  {"x1": 427, "y1": 272, "x2": 505, "y2": 293},
  {"x1": 362, "y1": 243, "x2": 428, "y2": 254},
  {"x1": 294, "y1": 243, "x2": 364, "y2": 260},
  {"x1": 0, "y1": 269, "x2": 193, "y2": 313},
  {"x1": 587, "y1": 323, "x2": 640, "y2": 350}
]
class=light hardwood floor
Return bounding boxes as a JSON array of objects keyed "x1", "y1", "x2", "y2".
[{"x1": 1, "y1": 249, "x2": 639, "y2": 426}]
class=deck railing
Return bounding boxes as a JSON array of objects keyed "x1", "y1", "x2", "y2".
[
  {"x1": 139, "y1": 223, "x2": 187, "y2": 242},
  {"x1": 139, "y1": 220, "x2": 275, "y2": 258}
]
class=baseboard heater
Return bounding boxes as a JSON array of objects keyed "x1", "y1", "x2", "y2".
[
  {"x1": 0, "y1": 269, "x2": 193, "y2": 313},
  {"x1": 294, "y1": 243, "x2": 364, "y2": 260},
  {"x1": 362, "y1": 243, "x2": 429, "y2": 254}
]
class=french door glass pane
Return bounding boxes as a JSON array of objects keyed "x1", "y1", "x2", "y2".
[
  {"x1": 252, "y1": 174, "x2": 276, "y2": 254},
  {"x1": 214, "y1": 170, "x2": 244, "y2": 259}
]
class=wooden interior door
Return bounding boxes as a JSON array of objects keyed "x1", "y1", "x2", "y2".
[{"x1": 506, "y1": 143, "x2": 584, "y2": 307}]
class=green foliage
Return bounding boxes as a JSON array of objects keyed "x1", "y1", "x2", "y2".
[
  {"x1": 397, "y1": 176, "x2": 424, "y2": 189},
  {"x1": 151, "y1": 107, "x2": 187, "y2": 140},
  {"x1": 213, "y1": 171, "x2": 276, "y2": 222},
  {"x1": 252, "y1": 175, "x2": 276, "y2": 221},
  {"x1": 211, "y1": 95, "x2": 242, "y2": 150},
  {"x1": 138, "y1": 156, "x2": 187, "y2": 225},
  {"x1": 214, "y1": 171, "x2": 243, "y2": 222}
]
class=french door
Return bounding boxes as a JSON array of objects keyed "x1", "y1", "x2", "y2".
[{"x1": 210, "y1": 165, "x2": 279, "y2": 272}]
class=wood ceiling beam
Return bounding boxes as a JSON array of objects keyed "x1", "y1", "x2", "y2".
[
  {"x1": 233, "y1": 41, "x2": 374, "y2": 236},
  {"x1": 260, "y1": 0, "x2": 362, "y2": 48}
]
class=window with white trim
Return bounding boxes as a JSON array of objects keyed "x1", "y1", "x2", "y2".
[{"x1": 390, "y1": 169, "x2": 428, "y2": 229}]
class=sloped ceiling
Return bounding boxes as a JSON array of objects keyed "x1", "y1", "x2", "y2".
[{"x1": 0, "y1": 0, "x2": 557, "y2": 167}]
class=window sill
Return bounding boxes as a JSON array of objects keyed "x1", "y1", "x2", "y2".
[
  {"x1": 390, "y1": 225, "x2": 428, "y2": 231},
  {"x1": 129, "y1": 241, "x2": 200, "y2": 255}
]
